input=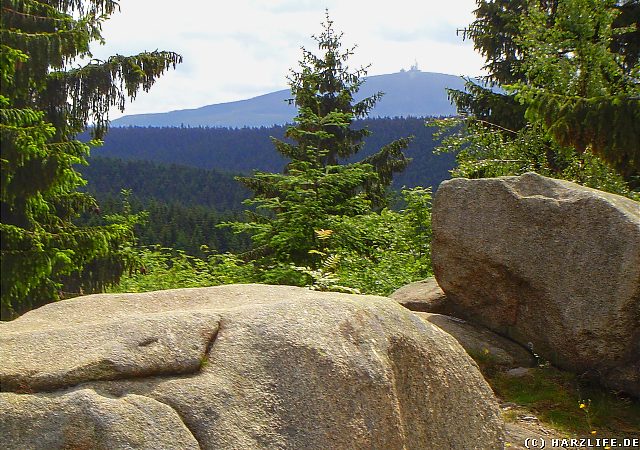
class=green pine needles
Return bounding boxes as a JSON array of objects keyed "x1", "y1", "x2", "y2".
[
  {"x1": 225, "y1": 13, "x2": 412, "y2": 285},
  {"x1": 438, "y1": 0, "x2": 639, "y2": 195},
  {"x1": 0, "y1": 0, "x2": 181, "y2": 318},
  {"x1": 510, "y1": 0, "x2": 640, "y2": 179}
]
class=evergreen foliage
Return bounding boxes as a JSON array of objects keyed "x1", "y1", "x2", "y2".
[
  {"x1": 324, "y1": 187, "x2": 433, "y2": 295},
  {"x1": 109, "y1": 187, "x2": 434, "y2": 298},
  {"x1": 226, "y1": 14, "x2": 411, "y2": 284},
  {"x1": 433, "y1": 119, "x2": 637, "y2": 198},
  {"x1": 0, "y1": 0, "x2": 181, "y2": 318},
  {"x1": 448, "y1": 0, "x2": 530, "y2": 130},
  {"x1": 79, "y1": 157, "x2": 249, "y2": 212},
  {"x1": 439, "y1": 0, "x2": 639, "y2": 194},
  {"x1": 510, "y1": 0, "x2": 640, "y2": 178},
  {"x1": 77, "y1": 158, "x2": 252, "y2": 256},
  {"x1": 453, "y1": 0, "x2": 638, "y2": 133},
  {"x1": 80, "y1": 194, "x2": 250, "y2": 258}
]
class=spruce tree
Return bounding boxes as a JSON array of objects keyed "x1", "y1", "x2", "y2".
[
  {"x1": 230, "y1": 13, "x2": 410, "y2": 282},
  {"x1": 452, "y1": 0, "x2": 638, "y2": 134},
  {"x1": 448, "y1": 0, "x2": 531, "y2": 130},
  {"x1": 440, "y1": 0, "x2": 639, "y2": 191},
  {"x1": 512, "y1": 0, "x2": 640, "y2": 179},
  {"x1": 0, "y1": 0, "x2": 181, "y2": 318}
]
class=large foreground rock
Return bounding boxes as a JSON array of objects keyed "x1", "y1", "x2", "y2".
[
  {"x1": 432, "y1": 173, "x2": 640, "y2": 396},
  {"x1": 0, "y1": 284, "x2": 504, "y2": 449}
]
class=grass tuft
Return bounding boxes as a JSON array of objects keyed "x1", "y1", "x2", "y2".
[{"x1": 480, "y1": 363, "x2": 640, "y2": 434}]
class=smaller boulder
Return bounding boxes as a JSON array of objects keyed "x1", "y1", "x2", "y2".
[
  {"x1": 415, "y1": 312, "x2": 536, "y2": 369},
  {"x1": 505, "y1": 367, "x2": 534, "y2": 378},
  {"x1": 390, "y1": 277, "x2": 452, "y2": 314}
]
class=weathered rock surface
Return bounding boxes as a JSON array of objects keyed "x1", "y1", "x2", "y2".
[
  {"x1": 0, "y1": 389, "x2": 200, "y2": 449},
  {"x1": 0, "y1": 284, "x2": 505, "y2": 450},
  {"x1": 390, "y1": 277, "x2": 452, "y2": 314},
  {"x1": 415, "y1": 312, "x2": 536, "y2": 369},
  {"x1": 432, "y1": 172, "x2": 640, "y2": 396},
  {"x1": 1, "y1": 310, "x2": 221, "y2": 392}
]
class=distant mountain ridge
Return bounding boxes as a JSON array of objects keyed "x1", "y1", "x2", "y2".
[{"x1": 112, "y1": 70, "x2": 467, "y2": 128}]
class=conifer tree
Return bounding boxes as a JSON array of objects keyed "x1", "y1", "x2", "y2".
[
  {"x1": 512, "y1": 0, "x2": 640, "y2": 179},
  {"x1": 0, "y1": 0, "x2": 182, "y2": 318},
  {"x1": 440, "y1": 0, "x2": 639, "y2": 190},
  {"x1": 448, "y1": 0, "x2": 532, "y2": 130},
  {"x1": 230, "y1": 13, "x2": 410, "y2": 282},
  {"x1": 452, "y1": 0, "x2": 639, "y2": 134}
]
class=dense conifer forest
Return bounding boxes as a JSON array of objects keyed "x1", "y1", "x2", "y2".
[
  {"x1": 79, "y1": 157, "x2": 249, "y2": 212},
  {"x1": 84, "y1": 117, "x2": 457, "y2": 189},
  {"x1": 77, "y1": 158, "x2": 250, "y2": 256}
]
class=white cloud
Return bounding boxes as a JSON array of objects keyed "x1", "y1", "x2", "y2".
[
  {"x1": 251, "y1": 0, "x2": 332, "y2": 14},
  {"x1": 92, "y1": 0, "x2": 484, "y2": 118}
]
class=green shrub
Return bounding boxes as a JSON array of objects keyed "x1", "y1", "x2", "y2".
[{"x1": 108, "y1": 246, "x2": 257, "y2": 293}]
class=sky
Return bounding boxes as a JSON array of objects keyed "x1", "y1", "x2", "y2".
[{"x1": 91, "y1": 0, "x2": 486, "y2": 119}]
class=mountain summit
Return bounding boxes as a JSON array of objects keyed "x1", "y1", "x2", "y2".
[{"x1": 111, "y1": 71, "x2": 467, "y2": 128}]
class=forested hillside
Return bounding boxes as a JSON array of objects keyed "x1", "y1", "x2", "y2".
[
  {"x1": 87, "y1": 196, "x2": 250, "y2": 256},
  {"x1": 80, "y1": 157, "x2": 248, "y2": 211},
  {"x1": 86, "y1": 117, "x2": 456, "y2": 189},
  {"x1": 78, "y1": 158, "x2": 250, "y2": 256}
]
